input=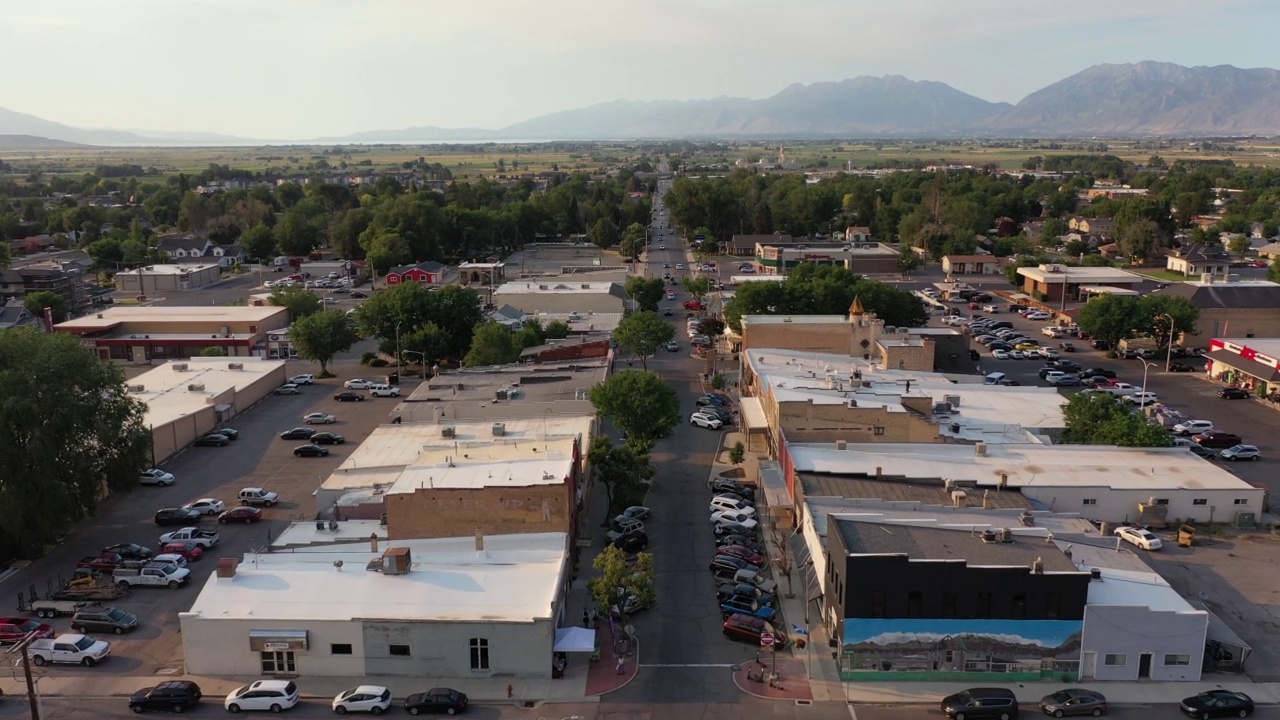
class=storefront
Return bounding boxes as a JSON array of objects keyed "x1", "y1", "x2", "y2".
[{"x1": 1206, "y1": 338, "x2": 1280, "y2": 399}]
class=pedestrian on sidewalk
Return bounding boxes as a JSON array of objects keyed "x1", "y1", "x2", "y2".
[
  {"x1": 582, "y1": 609, "x2": 590, "y2": 628},
  {"x1": 616, "y1": 656, "x2": 626, "y2": 675}
]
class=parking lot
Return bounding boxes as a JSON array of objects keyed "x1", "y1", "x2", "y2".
[{"x1": 0, "y1": 368, "x2": 402, "y2": 679}]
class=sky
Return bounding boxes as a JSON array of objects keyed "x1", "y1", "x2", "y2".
[{"x1": 2, "y1": 0, "x2": 1276, "y2": 139}]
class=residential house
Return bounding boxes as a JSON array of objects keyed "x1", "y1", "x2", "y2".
[
  {"x1": 154, "y1": 233, "x2": 212, "y2": 259},
  {"x1": 1255, "y1": 242, "x2": 1280, "y2": 260},
  {"x1": 1166, "y1": 244, "x2": 1230, "y2": 278},
  {"x1": 0, "y1": 300, "x2": 41, "y2": 330},
  {"x1": 7, "y1": 234, "x2": 57, "y2": 255},
  {"x1": 1068, "y1": 218, "x2": 1115, "y2": 236},
  {"x1": 844, "y1": 227, "x2": 871, "y2": 243},
  {"x1": 1021, "y1": 220, "x2": 1047, "y2": 240},
  {"x1": 941, "y1": 255, "x2": 1002, "y2": 276},
  {"x1": 385, "y1": 261, "x2": 448, "y2": 286}
]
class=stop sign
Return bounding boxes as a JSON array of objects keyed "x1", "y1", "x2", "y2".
[{"x1": 760, "y1": 632, "x2": 775, "y2": 647}]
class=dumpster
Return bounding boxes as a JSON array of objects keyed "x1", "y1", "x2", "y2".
[{"x1": 1178, "y1": 524, "x2": 1196, "y2": 548}]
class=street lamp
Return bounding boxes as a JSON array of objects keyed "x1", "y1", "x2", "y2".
[
  {"x1": 402, "y1": 349, "x2": 426, "y2": 378},
  {"x1": 1140, "y1": 359, "x2": 1158, "y2": 408},
  {"x1": 395, "y1": 321, "x2": 402, "y2": 382},
  {"x1": 1157, "y1": 312, "x2": 1176, "y2": 373}
]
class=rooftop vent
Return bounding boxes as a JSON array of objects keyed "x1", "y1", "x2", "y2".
[
  {"x1": 943, "y1": 394, "x2": 960, "y2": 408},
  {"x1": 999, "y1": 528, "x2": 1013, "y2": 543},
  {"x1": 1031, "y1": 557, "x2": 1044, "y2": 574},
  {"x1": 172, "y1": 363, "x2": 189, "y2": 372},
  {"x1": 980, "y1": 529, "x2": 999, "y2": 543},
  {"x1": 1090, "y1": 568, "x2": 1103, "y2": 581},
  {"x1": 127, "y1": 384, "x2": 145, "y2": 393},
  {"x1": 441, "y1": 426, "x2": 456, "y2": 438},
  {"x1": 975, "y1": 442, "x2": 988, "y2": 457},
  {"x1": 187, "y1": 383, "x2": 206, "y2": 392},
  {"x1": 380, "y1": 547, "x2": 411, "y2": 575},
  {"x1": 492, "y1": 422, "x2": 506, "y2": 437},
  {"x1": 228, "y1": 362, "x2": 243, "y2": 370},
  {"x1": 216, "y1": 558, "x2": 237, "y2": 578},
  {"x1": 496, "y1": 389, "x2": 508, "y2": 400}
]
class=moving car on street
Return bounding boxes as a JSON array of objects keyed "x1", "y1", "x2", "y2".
[
  {"x1": 1038, "y1": 688, "x2": 1108, "y2": 717},
  {"x1": 139, "y1": 469, "x2": 175, "y2": 486},
  {"x1": 1180, "y1": 690, "x2": 1253, "y2": 718}
]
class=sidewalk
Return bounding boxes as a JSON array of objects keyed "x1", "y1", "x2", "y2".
[{"x1": 840, "y1": 679, "x2": 1280, "y2": 706}]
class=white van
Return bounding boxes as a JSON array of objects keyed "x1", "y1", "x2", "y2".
[{"x1": 983, "y1": 372, "x2": 1007, "y2": 386}]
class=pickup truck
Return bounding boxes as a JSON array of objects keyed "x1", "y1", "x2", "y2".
[
  {"x1": 157, "y1": 527, "x2": 219, "y2": 548},
  {"x1": 1095, "y1": 382, "x2": 1140, "y2": 397},
  {"x1": 113, "y1": 562, "x2": 190, "y2": 589},
  {"x1": 28, "y1": 633, "x2": 111, "y2": 666}
]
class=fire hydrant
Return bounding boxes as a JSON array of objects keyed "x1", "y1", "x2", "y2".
[{"x1": 506, "y1": 684, "x2": 513, "y2": 699}]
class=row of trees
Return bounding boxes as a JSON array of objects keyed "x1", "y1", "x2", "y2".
[
  {"x1": 722, "y1": 264, "x2": 928, "y2": 333},
  {"x1": 1060, "y1": 393, "x2": 1173, "y2": 447},
  {"x1": 1075, "y1": 294, "x2": 1200, "y2": 349}
]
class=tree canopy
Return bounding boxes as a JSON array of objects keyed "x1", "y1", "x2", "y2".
[
  {"x1": 0, "y1": 330, "x2": 152, "y2": 558},
  {"x1": 611, "y1": 311, "x2": 674, "y2": 369},
  {"x1": 23, "y1": 290, "x2": 68, "y2": 323},
  {"x1": 355, "y1": 283, "x2": 484, "y2": 360},
  {"x1": 1077, "y1": 294, "x2": 1199, "y2": 348},
  {"x1": 624, "y1": 276, "x2": 665, "y2": 312},
  {"x1": 1061, "y1": 393, "x2": 1173, "y2": 447},
  {"x1": 722, "y1": 264, "x2": 927, "y2": 332},
  {"x1": 589, "y1": 370, "x2": 681, "y2": 443},
  {"x1": 288, "y1": 309, "x2": 359, "y2": 375},
  {"x1": 463, "y1": 321, "x2": 521, "y2": 367},
  {"x1": 268, "y1": 284, "x2": 323, "y2": 321}
]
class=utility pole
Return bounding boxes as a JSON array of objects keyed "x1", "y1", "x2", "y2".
[{"x1": 8, "y1": 631, "x2": 43, "y2": 720}]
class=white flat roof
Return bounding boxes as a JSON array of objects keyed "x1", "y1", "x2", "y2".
[
  {"x1": 1216, "y1": 338, "x2": 1280, "y2": 357},
  {"x1": 1080, "y1": 285, "x2": 1141, "y2": 296},
  {"x1": 494, "y1": 281, "x2": 618, "y2": 294},
  {"x1": 1085, "y1": 567, "x2": 1198, "y2": 613},
  {"x1": 730, "y1": 275, "x2": 785, "y2": 283},
  {"x1": 805, "y1": 500, "x2": 1098, "y2": 540},
  {"x1": 1017, "y1": 266, "x2": 1142, "y2": 284},
  {"x1": 788, "y1": 442, "x2": 1258, "y2": 492},
  {"x1": 129, "y1": 263, "x2": 219, "y2": 275},
  {"x1": 742, "y1": 314, "x2": 846, "y2": 325},
  {"x1": 532, "y1": 311, "x2": 622, "y2": 334},
  {"x1": 185, "y1": 533, "x2": 566, "y2": 623},
  {"x1": 56, "y1": 305, "x2": 286, "y2": 331},
  {"x1": 272, "y1": 520, "x2": 388, "y2": 548},
  {"x1": 322, "y1": 416, "x2": 592, "y2": 493},
  {"x1": 130, "y1": 358, "x2": 287, "y2": 428}
]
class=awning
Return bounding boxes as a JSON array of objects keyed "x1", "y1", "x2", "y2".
[
  {"x1": 758, "y1": 460, "x2": 792, "y2": 510},
  {"x1": 1207, "y1": 350, "x2": 1280, "y2": 382},
  {"x1": 740, "y1": 397, "x2": 768, "y2": 433},
  {"x1": 248, "y1": 630, "x2": 308, "y2": 651},
  {"x1": 1079, "y1": 285, "x2": 1140, "y2": 296},
  {"x1": 553, "y1": 626, "x2": 596, "y2": 653}
]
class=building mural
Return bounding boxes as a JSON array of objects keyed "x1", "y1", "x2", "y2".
[{"x1": 842, "y1": 618, "x2": 1082, "y2": 681}]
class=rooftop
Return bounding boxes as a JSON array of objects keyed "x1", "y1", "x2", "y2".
[
  {"x1": 802, "y1": 474, "x2": 1033, "y2": 510},
  {"x1": 494, "y1": 281, "x2": 624, "y2": 297},
  {"x1": 788, "y1": 442, "x2": 1258, "y2": 492},
  {"x1": 1017, "y1": 265, "x2": 1142, "y2": 284},
  {"x1": 530, "y1": 311, "x2": 622, "y2": 335},
  {"x1": 55, "y1": 305, "x2": 286, "y2": 331},
  {"x1": 123, "y1": 263, "x2": 220, "y2": 275},
  {"x1": 806, "y1": 501, "x2": 1092, "y2": 540},
  {"x1": 1216, "y1": 338, "x2": 1280, "y2": 358},
  {"x1": 183, "y1": 532, "x2": 567, "y2": 624},
  {"x1": 832, "y1": 519, "x2": 1080, "y2": 573},
  {"x1": 1161, "y1": 281, "x2": 1280, "y2": 309},
  {"x1": 399, "y1": 358, "x2": 606, "y2": 420},
  {"x1": 128, "y1": 358, "x2": 287, "y2": 428},
  {"x1": 320, "y1": 416, "x2": 592, "y2": 493}
]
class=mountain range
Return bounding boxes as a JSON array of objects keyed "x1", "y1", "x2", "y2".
[{"x1": 6, "y1": 62, "x2": 1280, "y2": 147}]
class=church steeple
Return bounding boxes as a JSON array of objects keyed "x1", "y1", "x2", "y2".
[{"x1": 849, "y1": 295, "x2": 865, "y2": 317}]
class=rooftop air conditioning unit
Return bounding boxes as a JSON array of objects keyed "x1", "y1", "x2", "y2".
[
  {"x1": 187, "y1": 383, "x2": 205, "y2": 392},
  {"x1": 441, "y1": 426, "x2": 456, "y2": 438},
  {"x1": 127, "y1": 384, "x2": 145, "y2": 393},
  {"x1": 227, "y1": 362, "x2": 243, "y2": 370},
  {"x1": 380, "y1": 547, "x2": 411, "y2": 575},
  {"x1": 172, "y1": 363, "x2": 189, "y2": 371},
  {"x1": 492, "y1": 422, "x2": 506, "y2": 437},
  {"x1": 496, "y1": 389, "x2": 508, "y2": 400}
]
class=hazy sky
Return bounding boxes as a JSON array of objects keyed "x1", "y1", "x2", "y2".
[{"x1": 3, "y1": 0, "x2": 1275, "y2": 139}]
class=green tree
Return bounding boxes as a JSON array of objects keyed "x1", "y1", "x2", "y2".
[
  {"x1": 463, "y1": 321, "x2": 521, "y2": 367},
  {"x1": 723, "y1": 264, "x2": 926, "y2": 333},
  {"x1": 1227, "y1": 235, "x2": 1253, "y2": 256},
  {"x1": 619, "y1": 222, "x2": 647, "y2": 260},
  {"x1": 680, "y1": 276, "x2": 711, "y2": 303},
  {"x1": 624, "y1": 276, "x2": 665, "y2": 312},
  {"x1": 728, "y1": 440, "x2": 745, "y2": 465},
  {"x1": 356, "y1": 283, "x2": 483, "y2": 360},
  {"x1": 697, "y1": 317, "x2": 726, "y2": 338},
  {"x1": 589, "y1": 217, "x2": 618, "y2": 248},
  {"x1": 275, "y1": 207, "x2": 322, "y2": 255},
  {"x1": 1268, "y1": 259, "x2": 1280, "y2": 284},
  {"x1": 1076, "y1": 294, "x2": 1139, "y2": 347},
  {"x1": 400, "y1": 322, "x2": 452, "y2": 370},
  {"x1": 0, "y1": 240, "x2": 10, "y2": 270},
  {"x1": 239, "y1": 223, "x2": 277, "y2": 262},
  {"x1": 612, "y1": 312, "x2": 674, "y2": 370},
  {"x1": 365, "y1": 231, "x2": 412, "y2": 275},
  {"x1": 0, "y1": 330, "x2": 152, "y2": 557},
  {"x1": 198, "y1": 346, "x2": 228, "y2": 357},
  {"x1": 1117, "y1": 219, "x2": 1160, "y2": 262},
  {"x1": 543, "y1": 320, "x2": 571, "y2": 340},
  {"x1": 86, "y1": 238, "x2": 124, "y2": 269},
  {"x1": 1061, "y1": 393, "x2": 1173, "y2": 447},
  {"x1": 288, "y1": 309, "x2": 359, "y2": 375},
  {"x1": 268, "y1": 284, "x2": 323, "y2": 321},
  {"x1": 23, "y1": 290, "x2": 69, "y2": 323},
  {"x1": 515, "y1": 318, "x2": 546, "y2": 350},
  {"x1": 587, "y1": 435, "x2": 655, "y2": 516},
  {"x1": 589, "y1": 369, "x2": 681, "y2": 442},
  {"x1": 897, "y1": 246, "x2": 920, "y2": 273},
  {"x1": 588, "y1": 544, "x2": 655, "y2": 624}
]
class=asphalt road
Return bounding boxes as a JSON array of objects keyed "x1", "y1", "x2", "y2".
[{"x1": 849, "y1": 703, "x2": 1280, "y2": 720}]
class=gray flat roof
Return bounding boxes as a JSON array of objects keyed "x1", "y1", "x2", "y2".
[{"x1": 833, "y1": 519, "x2": 1079, "y2": 572}]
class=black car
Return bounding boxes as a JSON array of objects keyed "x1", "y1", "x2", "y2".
[
  {"x1": 611, "y1": 531, "x2": 649, "y2": 553},
  {"x1": 1218, "y1": 387, "x2": 1251, "y2": 400},
  {"x1": 663, "y1": 308, "x2": 673, "y2": 316},
  {"x1": 193, "y1": 433, "x2": 230, "y2": 447},
  {"x1": 941, "y1": 687, "x2": 1020, "y2": 719},
  {"x1": 405, "y1": 687, "x2": 468, "y2": 715},
  {"x1": 1180, "y1": 690, "x2": 1253, "y2": 719},
  {"x1": 709, "y1": 554, "x2": 757, "y2": 574},
  {"x1": 1082, "y1": 367, "x2": 1116, "y2": 379},
  {"x1": 213, "y1": 427, "x2": 240, "y2": 440},
  {"x1": 102, "y1": 543, "x2": 153, "y2": 560},
  {"x1": 333, "y1": 391, "x2": 365, "y2": 402},
  {"x1": 1170, "y1": 362, "x2": 1195, "y2": 372},
  {"x1": 280, "y1": 427, "x2": 317, "y2": 440},
  {"x1": 700, "y1": 406, "x2": 733, "y2": 424},
  {"x1": 1060, "y1": 342, "x2": 1076, "y2": 352},
  {"x1": 349, "y1": 291, "x2": 369, "y2": 299},
  {"x1": 154, "y1": 508, "x2": 203, "y2": 526},
  {"x1": 129, "y1": 680, "x2": 202, "y2": 714},
  {"x1": 310, "y1": 432, "x2": 346, "y2": 445},
  {"x1": 293, "y1": 444, "x2": 330, "y2": 457},
  {"x1": 716, "y1": 582, "x2": 777, "y2": 606},
  {"x1": 968, "y1": 349, "x2": 981, "y2": 361}
]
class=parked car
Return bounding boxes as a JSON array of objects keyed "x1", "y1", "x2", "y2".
[
  {"x1": 1194, "y1": 431, "x2": 1244, "y2": 448},
  {"x1": 1082, "y1": 368, "x2": 1116, "y2": 379},
  {"x1": 154, "y1": 508, "x2": 203, "y2": 527},
  {"x1": 304, "y1": 412, "x2": 337, "y2": 424},
  {"x1": 722, "y1": 613, "x2": 786, "y2": 646},
  {"x1": 289, "y1": 374, "x2": 315, "y2": 385},
  {"x1": 716, "y1": 582, "x2": 777, "y2": 606},
  {"x1": 0, "y1": 617, "x2": 53, "y2": 644},
  {"x1": 1114, "y1": 525, "x2": 1163, "y2": 551},
  {"x1": 1218, "y1": 387, "x2": 1251, "y2": 400},
  {"x1": 160, "y1": 542, "x2": 204, "y2": 561},
  {"x1": 71, "y1": 607, "x2": 138, "y2": 635},
  {"x1": 690, "y1": 412, "x2": 723, "y2": 429},
  {"x1": 310, "y1": 432, "x2": 346, "y2": 445},
  {"x1": 280, "y1": 427, "x2": 317, "y2": 440},
  {"x1": 1180, "y1": 690, "x2": 1253, "y2": 719},
  {"x1": 1039, "y1": 688, "x2": 1107, "y2": 717},
  {"x1": 1060, "y1": 342, "x2": 1076, "y2": 352},
  {"x1": 139, "y1": 469, "x2": 175, "y2": 486},
  {"x1": 193, "y1": 433, "x2": 231, "y2": 447},
  {"x1": 1186, "y1": 444, "x2": 1217, "y2": 459},
  {"x1": 294, "y1": 444, "x2": 331, "y2": 458},
  {"x1": 1173, "y1": 420, "x2": 1214, "y2": 436},
  {"x1": 719, "y1": 596, "x2": 775, "y2": 621},
  {"x1": 219, "y1": 506, "x2": 263, "y2": 524},
  {"x1": 224, "y1": 680, "x2": 300, "y2": 713},
  {"x1": 611, "y1": 531, "x2": 649, "y2": 553},
  {"x1": 1126, "y1": 392, "x2": 1159, "y2": 406},
  {"x1": 715, "y1": 545, "x2": 763, "y2": 566},
  {"x1": 1051, "y1": 374, "x2": 1082, "y2": 387},
  {"x1": 214, "y1": 427, "x2": 240, "y2": 441},
  {"x1": 238, "y1": 487, "x2": 279, "y2": 506},
  {"x1": 709, "y1": 554, "x2": 758, "y2": 575},
  {"x1": 182, "y1": 498, "x2": 225, "y2": 515},
  {"x1": 404, "y1": 687, "x2": 468, "y2": 715},
  {"x1": 617, "y1": 506, "x2": 650, "y2": 522},
  {"x1": 941, "y1": 687, "x2": 1020, "y2": 719},
  {"x1": 99, "y1": 543, "x2": 152, "y2": 561},
  {"x1": 332, "y1": 685, "x2": 392, "y2": 715},
  {"x1": 714, "y1": 521, "x2": 759, "y2": 538},
  {"x1": 129, "y1": 680, "x2": 202, "y2": 714},
  {"x1": 273, "y1": 384, "x2": 301, "y2": 395},
  {"x1": 344, "y1": 379, "x2": 374, "y2": 389},
  {"x1": 1219, "y1": 444, "x2": 1261, "y2": 462},
  {"x1": 1169, "y1": 362, "x2": 1195, "y2": 372}
]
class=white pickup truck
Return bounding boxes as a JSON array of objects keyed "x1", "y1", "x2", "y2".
[
  {"x1": 1095, "y1": 382, "x2": 1140, "y2": 397},
  {"x1": 114, "y1": 562, "x2": 190, "y2": 589},
  {"x1": 28, "y1": 633, "x2": 111, "y2": 666},
  {"x1": 158, "y1": 527, "x2": 220, "y2": 548}
]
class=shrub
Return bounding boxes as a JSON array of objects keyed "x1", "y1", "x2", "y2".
[
  {"x1": 360, "y1": 351, "x2": 378, "y2": 365},
  {"x1": 369, "y1": 358, "x2": 389, "y2": 367}
]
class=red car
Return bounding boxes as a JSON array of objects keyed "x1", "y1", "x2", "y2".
[
  {"x1": 0, "y1": 617, "x2": 53, "y2": 644},
  {"x1": 76, "y1": 552, "x2": 126, "y2": 571},
  {"x1": 715, "y1": 545, "x2": 763, "y2": 566},
  {"x1": 218, "y1": 506, "x2": 262, "y2": 524},
  {"x1": 722, "y1": 613, "x2": 787, "y2": 646},
  {"x1": 683, "y1": 301, "x2": 704, "y2": 310},
  {"x1": 161, "y1": 542, "x2": 205, "y2": 561}
]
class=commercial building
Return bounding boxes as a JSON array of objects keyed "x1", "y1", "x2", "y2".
[
  {"x1": 130, "y1": 358, "x2": 287, "y2": 463},
  {"x1": 180, "y1": 533, "x2": 570, "y2": 679},
  {"x1": 786, "y1": 441, "x2": 1265, "y2": 526},
  {"x1": 754, "y1": 241, "x2": 899, "y2": 276},
  {"x1": 491, "y1": 281, "x2": 627, "y2": 315},
  {"x1": 941, "y1": 255, "x2": 1003, "y2": 276},
  {"x1": 314, "y1": 416, "x2": 591, "y2": 542},
  {"x1": 1205, "y1": 337, "x2": 1280, "y2": 396},
  {"x1": 116, "y1": 263, "x2": 222, "y2": 295},
  {"x1": 394, "y1": 358, "x2": 606, "y2": 423},
  {"x1": 0, "y1": 262, "x2": 106, "y2": 317},
  {"x1": 55, "y1": 306, "x2": 290, "y2": 361},
  {"x1": 519, "y1": 336, "x2": 612, "y2": 364},
  {"x1": 725, "y1": 233, "x2": 791, "y2": 257},
  {"x1": 385, "y1": 261, "x2": 448, "y2": 286},
  {"x1": 1016, "y1": 264, "x2": 1142, "y2": 303},
  {"x1": 1161, "y1": 280, "x2": 1280, "y2": 347}
]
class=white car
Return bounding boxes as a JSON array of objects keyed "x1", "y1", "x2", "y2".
[
  {"x1": 1026, "y1": 311, "x2": 1052, "y2": 320},
  {"x1": 711, "y1": 509, "x2": 757, "y2": 525},
  {"x1": 1040, "y1": 347, "x2": 1059, "y2": 359},
  {"x1": 690, "y1": 412, "x2": 723, "y2": 429},
  {"x1": 182, "y1": 498, "x2": 225, "y2": 515},
  {"x1": 321, "y1": 296, "x2": 338, "y2": 304},
  {"x1": 289, "y1": 374, "x2": 315, "y2": 385},
  {"x1": 991, "y1": 349, "x2": 1010, "y2": 359},
  {"x1": 1042, "y1": 327, "x2": 1063, "y2": 338},
  {"x1": 332, "y1": 685, "x2": 392, "y2": 715},
  {"x1": 303, "y1": 412, "x2": 336, "y2": 425},
  {"x1": 370, "y1": 385, "x2": 401, "y2": 397},
  {"x1": 712, "y1": 515, "x2": 758, "y2": 531},
  {"x1": 675, "y1": 263, "x2": 684, "y2": 269},
  {"x1": 225, "y1": 680, "x2": 300, "y2": 713},
  {"x1": 1220, "y1": 444, "x2": 1261, "y2": 462},
  {"x1": 273, "y1": 384, "x2": 301, "y2": 395},
  {"x1": 139, "y1": 469, "x2": 175, "y2": 486},
  {"x1": 344, "y1": 379, "x2": 374, "y2": 390},
  {"x1": 666, "y1": 291, "x2": 676, "y2": 300},
  {"x1": 1114, "y1": 526, "x2": 1163, "y2": 551},
  {"x1": 1173, "y1": 420, "x2": 1214, "y2": 436},
  {"x1": 152, "y1": 553, "x2": 189, "y2": 569},
  {"x1": 1126, "y1": 392, "x2": 1159, "y2": 406}
]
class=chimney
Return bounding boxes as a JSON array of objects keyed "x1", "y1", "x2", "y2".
[
  {"x1": 998, "y1": 472, "x2": 1008, "y2": 489},
  {"x1": 216, "y1": 558, "x2": 238, "y2": 578},
  {"x1": 474, "y1": 527, "x2": 485, "y2": 552},
  {"x1": 835, "y1": 440, "x2": 847, "y2": 450},
  {"x1": 369, "y1": 533, "x2": 379, "y2": 553},
  {"x1": 875, "y1": 466, "x2": 882, "y2": 480},
  {"x1": 975, "y1": 443, "x2": 987, "y2": 457},
  {"x1": 982, "y1": 489, "x2": 991, "y2": 509},
  {"x1": 1031, "y1": 557, "x2": 1044, "y2": 574}
]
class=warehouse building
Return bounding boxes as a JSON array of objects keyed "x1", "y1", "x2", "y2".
[{"x1": 55, "y1": 305, "x2": 290, "y2": 361}]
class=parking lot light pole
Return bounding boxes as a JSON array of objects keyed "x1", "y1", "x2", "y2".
[
  {"x1": 395, "y1": 321, "x2": 402, "y2": 382},
  {"x1": 1141, "y1": 360, "x2": 1158, "y2": 405},
  {"x1": 1158, "y1": 313, "x2": 1175, "y2": 374}
]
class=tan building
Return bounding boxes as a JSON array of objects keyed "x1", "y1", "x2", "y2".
[
  {"x1": 491, "y1": 281, "x2": 627, "y2": 315},
  {"x1": 394, "y1": 358, "x2": 605, "y2": 423},
  {"x1": 1162, "y1": 280, "x2": 1280, "y2": 347},
  {"x1": 130, "y1": 358, "x2": 288, "y2": 463},
  {"x1": 1016, "y1": 264, "x2": 1141, "y2": 303},
  {"x1": 55, "y1": 306, "x2": 289, "y2": 362},
  {"x1": 941, "y1": 255, "x2": 1003, "y2": 275},
  {"x1": 116, "y1": 263, "x2": 221, "y2": 295},
  {"x1": 1166, "y1": 245, "x2": 1230, "y2": 279},
  {"x1": 754, "y1": 242, "x2": 898, "y2": 276}
]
